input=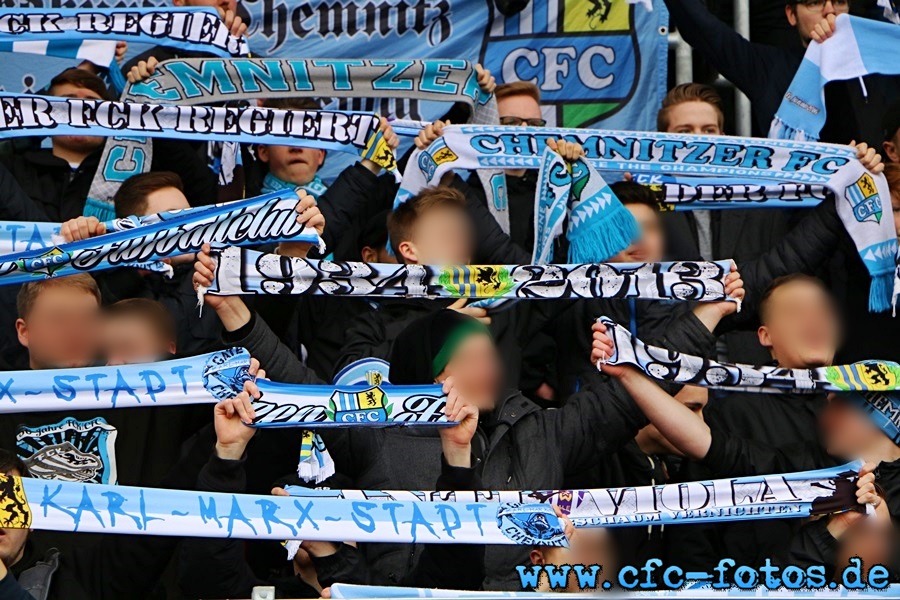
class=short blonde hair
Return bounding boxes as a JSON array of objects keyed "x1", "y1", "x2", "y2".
[
  {"x1": 657, "y1": 83, "x2": 725, "y2": 132},
  {"x1": 495, "y1": 81, "x2": 541, "y2": 104},
  {"x1": 17, "y1": 274, "x2": 101, "y2": 319}
]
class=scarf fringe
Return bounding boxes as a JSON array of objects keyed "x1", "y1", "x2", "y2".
[
  {"x1": 870, "y1": 272, "x2": 894, "y2": 313},
  {"x1": 567, "y1": 203, "x2": 641, "y2": 264},
  {"x1": 83, "y1": 196, "x2": 117, "y2": 222},
  {"x1": 767, "y1": 116, "x2": 819, "y2": 142}
]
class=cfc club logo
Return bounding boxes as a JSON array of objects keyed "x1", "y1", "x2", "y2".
[{"x1": 327, "y1": 386, "x2": 392, "y2": 423}]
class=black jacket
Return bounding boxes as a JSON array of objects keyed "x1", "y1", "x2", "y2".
[
  {"x1": 224, "y1": 307, "x2": 720, "y2": 589},
  {"x1": 665, "y1": 0, "x2": 900, "y2": 145}
]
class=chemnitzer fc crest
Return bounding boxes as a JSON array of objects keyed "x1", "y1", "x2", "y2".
[
  {"x1": 844, "y1": 173, "x2": 884, "y2": 224},
  {"x1": 326, "y1": 386, "x2": 393, "y2": 423},
  {"x1": 481, "y1": 0, "x2": 649, "y2": 128}
]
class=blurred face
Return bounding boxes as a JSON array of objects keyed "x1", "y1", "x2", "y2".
[
  {"x1": 785, "y1": 0, "x2": 849, "y2": 46},
  {"x1": 758, "y1": 280, "x2": 839, "y2": 368},
  {"x1": 636, "y1": 386, "x2": 708, "y2": 456},
  {"x1": 664, "y1": 101, "x2": 722, "y2": 135},
  {"x1": 17, "y1": 286, "x2": 101, "y2": 369},
  {"x1": 174, "y1": 0, "x2": 236, "y2": 12},
  {"x1": 399, "y1": 206, "x2": 474, "y2": 265},
  {"x1": 529, "y1": 529, "x2": 617, "y2": 592},
  {"x1": 48, "y1": 83, "x2": 105, "y2": 158},
  {"x1": 437, "y1": 333, "x2": 502, "y2": 411},
  {"x1": 102, "y1": 315, "x2": 175, "y2": 366},
  {"x1": 0, "y1": 468, "x2": 29, "y2": 569},
  {"x1": 258, "y1": 145, "x2": 325, "y2": 186},
  {"x1": 142, "y1": 186, "x2": 191, "y2": 217},
  {"x1": 611, "y1": 204, "x2": 664, "y2": 263},
  {"x1": 820, "y1": 395, "x2": 883, "y2": 458}
]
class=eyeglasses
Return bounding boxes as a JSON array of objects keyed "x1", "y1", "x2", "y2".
[
  {"x1": 794, "y1": 0, "x2": 849, "y2": 9},
  {"x1": 499, "y1": 116, "x2": 548, "y2": 127}
]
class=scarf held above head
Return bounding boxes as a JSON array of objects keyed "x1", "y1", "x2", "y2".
[{"x1": 398, "y1": 125, "x2": 898, "y2": 312}]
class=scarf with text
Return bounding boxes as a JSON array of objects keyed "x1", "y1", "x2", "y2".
[
  {"x1": 199, "y1": 246, "x2": 736, "y2": 305},
  {"x1": 770, "y1": 15, "x2": 900, "y2": 141},
  {"x1": 0, "y1": 348, "x2": 453, "y2": 430},
  {"x1": 0, "y1": 473, "x2": 566, "y2": 546},
  {"x1": 0, "y1": 92, "x2": 396, "y2": 221},
  {"x1": 598, "y1": 316, "x2": 900, "y2": 393},
  {"x1": 398, "y1": 125, "x2": 897, "y2": 312},
  {"x1": 285, "y1": 461, "x2": 863, "y2": 529},
  {"x1": 845, "y1": 391, "x2": 900, "y2": 446},
  {"x1": 90, "y1": 58, "x2": 503, "y2": 226},
  {"x1": 646, "y1": 176, "x2": 831, "y2": 211},
  {"x1": 0, "y1": 190, "x2": 322, "y2": 286}
]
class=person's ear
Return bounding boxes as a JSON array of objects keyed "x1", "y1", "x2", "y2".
[
  {"x1": 257, "y1": 145, "x2": 270, "y2": 164},
  {"x1": 314, "y1": 150, "x2": 326, "y2": 168},
  {"x1": 758, "y1": 325, "x2": 773, "y2": 349},
  {"x1": 360, "y1": 246, "x2": 377, "y2": 263},
  {"x1": 785, "y1": 4, "x2": 798, "y2": 27},
  {"x1": 398, "y1": 240, "x2": 418, "y2": 264},
  {"x1": 882, "y1": 140, "x2": 899, "y2": 163},
  {"x1": 15, "y1": 318, "x2": 28, "y2": 348},
  {"x1": 167, "y1": 341, "x2": 177, "y2": 356},
  {"x1": 529, "y1": 549, "x2": 545, "y2": 566}
]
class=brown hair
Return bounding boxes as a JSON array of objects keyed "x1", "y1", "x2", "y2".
[
  {"x1": 758, "y1": 274, "x2": 831, "y2": 324},
  {"x1": 884, "y1": 163, "x2": 900, "y2": 196},
  {"x1": 0, "y1": 449, "x2": 28, "y2": 477},
  {"x1": 657, "y1": 83, "x2": 725, "y2": 133},
  {"x1": 17, "y1": 274, "x2": 101, "y2": 319},
  {"x1": 104, "y1": 298, "x2": 177, "y2": 345},
  {"x1": 387, "y1": 186, "x2": 468, "y2": 256},
  {"x1": 113, "y1": 171, "x2": 184, "y2": 218},
  {"x1": 495, "y1": 81, "x2": 541, "y2": 104},
  {"x1": 49, "y1": 68, "x2": 112, "y2": 101},
  {"x1": 610, "y1": 181, "x2": 660, "y2": 212}
]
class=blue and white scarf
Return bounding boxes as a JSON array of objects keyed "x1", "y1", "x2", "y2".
[
  {"x1": 286, "y1": 460, "x2": 864, "y2": 529},
  {"x1": 398, "y1": 126, "x2": 898, "y2": 312},
  {"x1": 769, "y1": 14, "x2": 900, "y2": 141},
  {"x1": 200, "y1": 246, "x2": 737, "y2": 305},
  {"x1": 599, "y1": 316, "x2": 900, "y2": 394},
  {"x1": 0, "y1": 473, "x2": 566, "y2": 546},
  {"x1": 261, "y1": 173, "x2": 328, "y2": 200},
  {"x1": 845, "y1": 391, "x2": 900, "y2": 446},
  {"x1": 645, "y1": 176, "x2": 830, "y2": 210},
  {"x1": 0, "y1": 190, "x2": 322, "y2": 286},
  {"x1": 91, "y1": 57, "x2": 502, "y2": 227},
  {"x1": 0, "y1": 39, "x2": 122, "y2": 90}
]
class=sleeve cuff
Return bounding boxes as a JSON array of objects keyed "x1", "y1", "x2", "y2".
[
  {"x1": 223, "y1": 312, "x2": 257, "y2": 345},
  {"x1": 197, "y1": 451, "x2": 248, "y2": 493},
  {"x1": 436, "y1": 454, "x2": 481, "y2": 491}
]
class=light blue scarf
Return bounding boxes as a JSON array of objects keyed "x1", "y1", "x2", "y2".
[
  {"x1": 769, "y1": 14, "x2": 900, "y2": 141},
  {"x1": 261, "y1": 173, "x2": 329, "y2": 199}
]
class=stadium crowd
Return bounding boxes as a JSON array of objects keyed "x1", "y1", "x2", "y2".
[{"x1": 0, "y1": 0, "x2": 898, "y2": 597}]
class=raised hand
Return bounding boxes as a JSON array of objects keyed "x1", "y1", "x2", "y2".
[
  {"x1": 362, "y1": 116, "x2": 400, "y2": 174},
  {"x1": 809, "y1": 14, "x2": 837, "y2": 44},
  {"x1": 218, "y1": 8, "x2": 248, "y2": 38},
  {"x1": 547, "y1": 138, "x2": 586, "y2": 162},
  {"x1": 827, "y1": 462, "x2": 890, "y2": 538},
  {"x1": 851, "y1": 140, "x2": 884, "y2": 175},
  {"x1": 475, "y1": 63, "x2": 496, "y2": 95},
  {"x1": 213, "y1": 386, "x2": 258, "y2": 460},
  {"x1": 447, "y1": 298, "x2": 491, "y2": 326},
  {"x1": 415, "y1": 119, "x2": 450, "y2": 150},
  {"x1": 60, "y1": 216, "x2": 106, "y2": 243},
  {"x1": 438, "y1": 376, "x2": 479, "y2": 467},
  {"x1": 276, "y1": 191, "x2": 325, "y2": 258},
  {"x1": 590, "y1": 320, "x2": 627, "y2": 378},
  {"x1": 126, "y1": 56, "x2": 158, "y2": 84}
]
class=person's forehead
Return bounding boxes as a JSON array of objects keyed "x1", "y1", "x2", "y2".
[
  {"x1": 50, "y1": 82, "x2": 102, "y2": 99},
  {"x1": 497, "y1": 93, "x2": 541, "y2": 113},
  {"x1": 667, "y1": 101, "x2": 719, "y2": 123}
]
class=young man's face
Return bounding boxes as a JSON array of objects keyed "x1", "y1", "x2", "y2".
[
  {"x1": 438, "y1": 333, "x2": 502, "y2": 412},
  {"x1": 142, "y1": 186, "x2": 191, "y2": 217},
  {"x1": 48, "y1": 83, "x2": 105, "y2": 158},
  {"x1": 400, "y1": 206, "x2": 475, "y2": 265},
  {"x1": 820, "y1": 395, "x2": 882, "y2": 459},
  {"x1": 664, "y1": 101, "x2": 722, "y2": 135},
  {"x1": 785, "y1": 0, "x2": 849, "y2": 46},
  {"x1": 16, "y1": 286, "x2": 101, "y2": 370},
  {"x1": 0, "y1": 469, "x2": 29, "y2": 569},
  {"x1": 496, "y1": 93, "x2": 544, "y2": 127},
  {"x1": 258, "y1": 145, "x2": 325, "y2": 186},
  {"x1": 758, "y1": 280, "x2": 839, "y2": 369},
  {"x1": 611, "y1": 203, "x2": 664, "y2": 263},
  {"x1": 101, "y1": 315, "x2": 175, "y2": 366}
]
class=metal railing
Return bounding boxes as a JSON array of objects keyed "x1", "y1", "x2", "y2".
[{"x1": 667, "y1": 0, "x2": 753, "y2": 136}]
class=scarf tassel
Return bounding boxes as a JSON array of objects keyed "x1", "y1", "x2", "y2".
[
  {"x1": 870, "y1": 272, "x2": 894, "y2": 313},
  {"x1": 567, "y1": 202, "x2": 641, "y2": 264},
  {"x1": 767, "y1": 116, "x2": 818, "y2": 143},
  {"x1": 83, "y1": 196, "x2": 118, "y2": 223}
]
